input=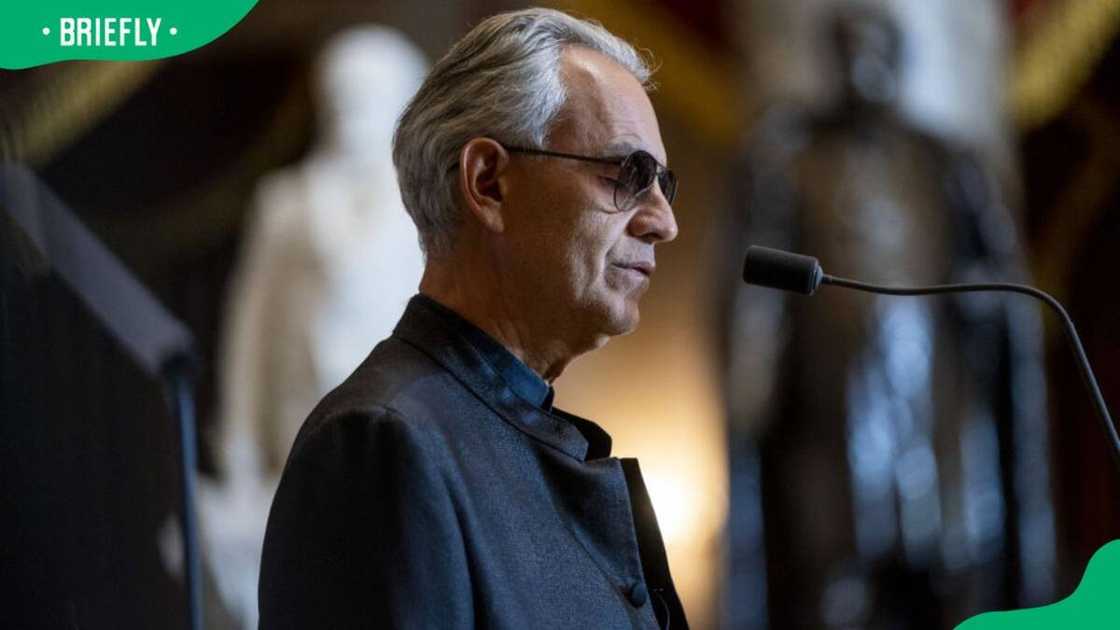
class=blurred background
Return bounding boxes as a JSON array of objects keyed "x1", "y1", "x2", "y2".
[{"x1": 2, "y1": 0, "x2": 1119, "y2": 628}]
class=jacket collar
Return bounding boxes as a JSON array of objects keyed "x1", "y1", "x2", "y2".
[
  {"x1": 418, "y1": 295, "x2": 555, "y2": 411},
  {"x1": 392, "y1": 294, "x2": 612, "y2": 461}
]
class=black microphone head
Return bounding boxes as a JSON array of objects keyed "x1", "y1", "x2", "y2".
[{"x1": 742, "y1": 245, "x2": 824, "y2": 295}]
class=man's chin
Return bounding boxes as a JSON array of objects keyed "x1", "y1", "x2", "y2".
[
  {"x1": 580, "y1": 292, "x2": 642, "y2": 340},
  {"x1": 605, "y1": 299, "x2": 641, "y2": 336},
  {"x1": 574, "y1": 302, "x2": 638, "y2": 355}
]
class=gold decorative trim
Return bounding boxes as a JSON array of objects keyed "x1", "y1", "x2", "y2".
[
  {"x1": 1012, "y1": 0, "x2": 1120, "y2": 130},
  {"x1": 1033, "y1": 97, "x2": 1120, "y2": 299},
  {"x1": 1, "y1": 61, "x2": 162, "y2": 165}
]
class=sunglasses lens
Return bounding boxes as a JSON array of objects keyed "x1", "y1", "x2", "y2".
[
  {"x1": 614, "y1": 151, "x2": 673, "y2": 211},
  {"x1": 614, "y1": 152, "x2": 647, "y2": 211},
  {"x1": 659, "y1": 170, "x2": 677, "y2": 204}
]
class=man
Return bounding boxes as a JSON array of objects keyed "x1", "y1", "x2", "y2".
[{"x1": 259, "y1": 8, "x2": 686, "y2": 629}]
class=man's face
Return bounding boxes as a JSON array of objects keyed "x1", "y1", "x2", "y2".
[{"x1": 499, "y1": 47, "x2": 678, "y2": 349}]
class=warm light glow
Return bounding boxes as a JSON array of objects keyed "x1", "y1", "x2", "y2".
[{"x1": 643, "y1": 470, "x2": 694, "y2": 544}]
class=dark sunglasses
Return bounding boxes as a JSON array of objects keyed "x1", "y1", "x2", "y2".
[{"x1": 502, "y1": 144, "x2": 678, "y2": 212}]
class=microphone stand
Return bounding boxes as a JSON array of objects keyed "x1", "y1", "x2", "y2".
[
  {"x1": 1, "y1": 164, "x2": 203, "y2": 630},
  {"x1": 163, "y1": 356, "x2": 203, "y2": 630}
]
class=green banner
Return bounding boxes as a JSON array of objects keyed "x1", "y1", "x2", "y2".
[
  {"x1": 0, "y1": 0, "x2": 259, "y2": 69},
  {"x1": 957, "y1": 540, "x2": 1120, "y2": 629}
]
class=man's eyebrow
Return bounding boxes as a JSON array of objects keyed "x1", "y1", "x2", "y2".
[
  {"x1": 604, "y1": 137, "x2": 667, "y2": 165},
  {"x1": 604, "y1": 138, "x2": 640, "y2": 156}
]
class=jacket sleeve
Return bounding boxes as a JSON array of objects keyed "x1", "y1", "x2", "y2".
[{"x1": 258, "y1": 408, "x2": 474, "y2": 628}]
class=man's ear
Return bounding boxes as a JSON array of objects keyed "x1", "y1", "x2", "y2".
[{"x1": 457, "y1": 138, "x2": 510, "y2": 234}]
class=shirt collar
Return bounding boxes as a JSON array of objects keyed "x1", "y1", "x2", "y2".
[
  {"x1": 392, "y1": 294, "x2": 612, "y2": 461},
  {"x1": 416, "y1": 294, "x2": 554, "y2": 411}
]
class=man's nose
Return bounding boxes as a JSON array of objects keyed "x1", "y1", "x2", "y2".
[{"x1": 628, "y1": 187, "x2": 679, "y2": 244}]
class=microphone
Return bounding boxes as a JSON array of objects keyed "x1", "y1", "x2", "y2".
[
  {"x1": 741, "y1": 244, "x2": 1120, "y2": 468},
  {"x1": 742, "y1": 246, "x2": 824, "y2": 295}
]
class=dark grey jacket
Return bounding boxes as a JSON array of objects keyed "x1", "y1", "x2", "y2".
[{"x1": 258, "y1": 296, "x2": 688, "y2": 629}]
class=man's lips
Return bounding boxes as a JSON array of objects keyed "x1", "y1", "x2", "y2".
[{"x1": 613, "y1": 261, "x2": 654, "y2": 278}]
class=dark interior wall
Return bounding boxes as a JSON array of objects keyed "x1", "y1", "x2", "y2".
[
  {"x1": 36, "y1": 53, "x2": 315, "y2": 474},
  {"x1": 1, "y1": 238, "x2": 184, "y2": 628},
  {"x1": 1019, "y1": 34, "x2": 1120, "y2": 597}
]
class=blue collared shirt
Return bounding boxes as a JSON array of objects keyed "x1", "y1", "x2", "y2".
[{"x1": 416, "y1": 294, "x2": 555, "y2": 411}]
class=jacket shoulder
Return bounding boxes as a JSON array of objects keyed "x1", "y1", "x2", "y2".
[{"x1": 290, "y1": 335, "x2": 468, "y2": 454}]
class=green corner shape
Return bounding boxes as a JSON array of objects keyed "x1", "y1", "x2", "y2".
[
  {"x1": 1, "y1": 1, "x2": 259, "y2": 69},
  {"x1": 956, "y1": 540, "x2": 1120, "y2": 629}
]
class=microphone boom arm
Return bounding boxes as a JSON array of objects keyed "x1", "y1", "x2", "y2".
[
  {"x1": 821, "y1": 273, "x2": 1120, "y2": 470},
  {"x1": 740, "y1": 245, "x2": 1120, "y2": 471}
]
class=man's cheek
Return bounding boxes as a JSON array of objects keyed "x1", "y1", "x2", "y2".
[{"x1": 564, "y1": 254, "x2": 597, "y2": 301}]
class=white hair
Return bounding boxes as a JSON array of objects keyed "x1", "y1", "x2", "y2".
[{"x1": 392, "y1": 7, "x2": 654, "y2": 258}]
